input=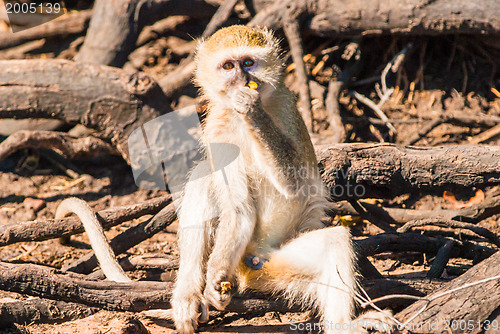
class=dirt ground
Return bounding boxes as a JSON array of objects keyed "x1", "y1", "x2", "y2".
[{"x1": 1, "y1": 4, "x2": 500, "y2": 334}]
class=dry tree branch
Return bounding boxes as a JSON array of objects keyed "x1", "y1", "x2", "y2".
[
  {"x1": 0, "y1": 10, "x2": 92, "y2": 50},
  {"x1": 0, "y1": 130, "x2": 116, "y2": 160},
  {"x1": 397, "y1": 218, "x2": 500, "y2": 248},
  {"x1": 356, "y1": 233, "x2": 495, "y2": 260},
  {"x1": 396, "y1": 251, "x2": 500, "y2": 331},
  {"x1": 329, "y1": 189, "x2": 500, "y2": 224},
  {"x1": 282, "y1": 17, "x2": 313, "y2": 132}
]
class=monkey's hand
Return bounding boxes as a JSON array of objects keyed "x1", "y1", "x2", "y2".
[
  {"x1": 230, "y1": 85, "x2": 261, "y2": 114},
  {"x1": 203, "y1": 269, "x2": 234, "y2": 311}
]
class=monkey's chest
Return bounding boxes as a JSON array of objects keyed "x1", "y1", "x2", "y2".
[{"x1": 249, "y1": 176, "x2": 305, "y2": 252}]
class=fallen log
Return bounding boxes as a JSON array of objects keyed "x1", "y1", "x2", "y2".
[
  {"x1": 0, "y1": 130, "x2": 116, "y2": 161},
  {"x1": 396, "y1": 251, "x2": 500, "y2": 334},
  {"x1": 0, "y1": 261, "x2": 293, "y2": 314},
  {"x1": 249, "y1": 0, "x2": 500, "y2": 37},
  {"x1": 0, "y1": 59, "x2": 169, "y2": 162},
  {"x1": 0, "y1": 297, "x2": 98, "y2": 327},
  {"x1": 318, "y1": 143, "x2": 500, "y2": 200},
  {"x1": 0, "y1": 261, "x2": 172, "y2": 312}
]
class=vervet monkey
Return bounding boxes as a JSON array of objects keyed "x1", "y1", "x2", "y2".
[
  {"x1": 172, "y1": 25, "x2": 358, "y2": 334},
  {"x1": 53, "y1": 25, "x2": 391, "y2": 334}
]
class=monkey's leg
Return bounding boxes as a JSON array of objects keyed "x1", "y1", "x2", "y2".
[
  {"x1": 257, "y1": 226, "x2": 357, "y2": 334},
  {"x1": 172, "y1": 162, "x2": 217, "y2": 334},
  {"x1": 203, "y1": 149, "x2": 256, "y2": 311}
]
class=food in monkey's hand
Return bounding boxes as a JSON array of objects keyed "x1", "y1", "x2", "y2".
[
  {"x1": 248, "y1": 81, "x2": 258, "y2": 90},
  {"x1": 219, "y1": 281, "x2": 232, "y2": 295}
]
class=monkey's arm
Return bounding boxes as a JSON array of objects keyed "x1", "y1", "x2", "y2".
[
  {"x1": 234, "y1": 86, "x2": 309, "y2": 193},
  {"x1": 56, "y1": 198, "x2": 130, "y2": 282},
  {"x1": 246, "y1": 106, "x2": 302, "y2": 170}
]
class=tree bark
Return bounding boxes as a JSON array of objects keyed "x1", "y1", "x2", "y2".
[
  {"x1": 0, "y1": 297, "x2": 98, "y2": 327},
  {"x1": 310, "y1": 0, "x2": 500, "y2": 37},
  {"x1": 0, "y1": 130, "x2": 116, "y2": 160},
  {"x1": 0, "y1": 261, "x2": 172, "y2": 312},
  {"x1": 75, "y1": 0, "x2": 145, "y2": 67}
]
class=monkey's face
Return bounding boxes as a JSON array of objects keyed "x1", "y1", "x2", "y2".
[
  {"x1": 194, "y1": 26, "x2": 283, "y2": 107},
  {"x1": 196, "y1": 46, "x2": 282, "y2": 106}
]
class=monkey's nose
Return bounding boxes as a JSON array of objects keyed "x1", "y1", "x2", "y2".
[{"x1": 242, "y1": 71, "x2": 252, "y2": 85}]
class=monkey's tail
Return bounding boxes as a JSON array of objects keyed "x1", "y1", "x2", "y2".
[{"x1": 56, "y1": 197, "x2": 131, "y2": 282}]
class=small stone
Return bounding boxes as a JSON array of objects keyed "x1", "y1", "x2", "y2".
[{"x1": 23, "y1": 198, "x2": 46, "y2": 212}]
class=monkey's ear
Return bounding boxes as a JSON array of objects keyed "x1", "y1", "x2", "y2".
[
  {"x1": 197, "y1": 99, "x2": 210, "y2": 125},
  {"x1": 195, "y1": 38, "x2": 206, "y2": 56}
]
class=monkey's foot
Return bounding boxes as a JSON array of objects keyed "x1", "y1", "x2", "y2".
[
  {"x1": 172, "y1": 293, "x2": 202, "y2": 334},
  {"x1": 356, "y1": 309, "x2": 396, "y2": 333}
]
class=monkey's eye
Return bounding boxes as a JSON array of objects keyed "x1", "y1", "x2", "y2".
[
  {"x1": 242, "y1": 58, "x2": 255, "y2": 68},
  {"x1": 222, "y1": 61, "x2": 234, "y2": 70}
]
